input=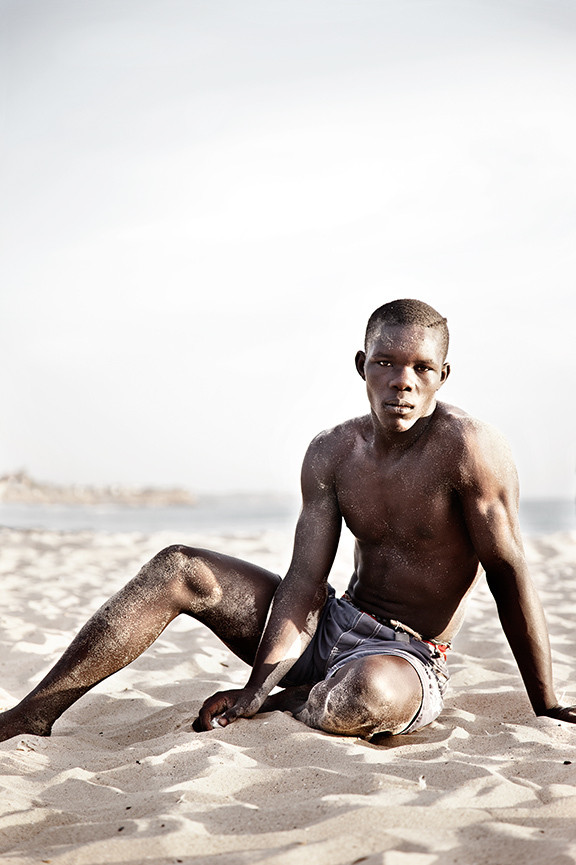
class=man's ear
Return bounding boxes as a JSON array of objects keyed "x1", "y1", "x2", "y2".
[
  {"x1": 355, "y1": 350, "x2": 366, "y2": 380},
  {"x1": 439, "y1": 363, "x2": 451, "y2": 386}
]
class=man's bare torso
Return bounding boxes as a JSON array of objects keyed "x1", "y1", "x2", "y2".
[{"x1": 324, "y1": 402, "x2": 484, "y2": 642}]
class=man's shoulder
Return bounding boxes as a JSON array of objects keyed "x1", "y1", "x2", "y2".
[
  {"x1": 308, "y1": 415, "x2": 370, "y2": 453},
  {"x1": 300, "y1": 417, "x2": 369, "y2": 496},
  {"x1": 434, "y1": 402, "x2": 505, "y2": 444},
  {"x1": 303, "y1": 416, "x2": 369, "y2": 473},
  {"x1": 434, "y1": 403, "x2": 515, "y2": 480}
]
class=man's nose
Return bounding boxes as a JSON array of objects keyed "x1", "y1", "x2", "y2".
[{"x1": 390, "y1": 366, "x2": 413, "y2": 390}]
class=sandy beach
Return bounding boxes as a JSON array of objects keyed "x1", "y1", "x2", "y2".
[{"x1": 1, "y1": 525, "x2": 576, "y2": 864}]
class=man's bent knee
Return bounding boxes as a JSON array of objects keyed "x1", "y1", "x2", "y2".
[
  {"x1": 295, "y1": 655, "x2": 423, "y2": 738},
  {"x1": 143, "y1": 545, "x2": 223, "y2": 614}
]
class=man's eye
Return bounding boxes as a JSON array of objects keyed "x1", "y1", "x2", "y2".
[
  {"x1": 377, "y1": 361, "x2": 392, "y2": 367},
  {"x1": 415, "y1": 365, "x2": 430, "y2": 373}
]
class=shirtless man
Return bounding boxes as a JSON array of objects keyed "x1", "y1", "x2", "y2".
[{"x1": 1, "y1": 298, "x2": 574, "y2": 743}]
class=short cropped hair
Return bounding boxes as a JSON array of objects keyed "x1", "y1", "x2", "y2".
[{"x1": 365, "y1": 299, "x2": 449, "y2": 359}]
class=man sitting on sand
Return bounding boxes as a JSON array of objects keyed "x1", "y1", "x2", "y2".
[{"x1": 1, "y1": 298, "x2": 574, "y2": 743}]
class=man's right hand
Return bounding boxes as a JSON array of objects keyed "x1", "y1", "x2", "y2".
[{"x1": 192, "y1": 687, "x2": 264, "y2": 732}]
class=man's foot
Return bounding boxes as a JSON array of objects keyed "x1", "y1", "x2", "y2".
[{"x1": 0, "y1": 705, "x2": 53, "y2": 743}]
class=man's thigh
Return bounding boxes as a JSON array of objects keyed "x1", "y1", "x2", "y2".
[{"x1": 175, "y1": 546, "x2": 281, "y2": 665}]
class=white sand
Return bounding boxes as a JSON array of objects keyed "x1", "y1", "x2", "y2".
[{"x1": 1, "y1": 526, "x2": 576, "y2": 865}]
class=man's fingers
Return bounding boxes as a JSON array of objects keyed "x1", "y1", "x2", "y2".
[
  {"x1": 193, "y1": 689, "x2": 249, "y2": 731},
  {"x1": 196, "y1": 694, "x2": 230, "y2": 731},
  {"x1": 194, "y1": 705, "x2": 239, "y2": 731},
  {"x1": 191, "y1": 716, "x2": 204, "y2": 732},
  {"x1": 222, "y1": 698, "x2": 261, "y2": 723},
  {"x1": 195, "y1": 707, "x2": 214, "y2": 731},
  {"x1": 222, "y1": 707, "x2": 242, "y2": 723},
  {"x1": 192, "y1": 688, "x2": 260, "y2": 732}
]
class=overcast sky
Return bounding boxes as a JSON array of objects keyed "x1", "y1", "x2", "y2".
[{"x1": 1, "y1": 0, "x2": 575, "y2": 497}]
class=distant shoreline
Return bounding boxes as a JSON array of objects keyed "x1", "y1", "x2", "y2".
[{"x1": 0, "y1": 472, "x2": 197, "y2": 507}]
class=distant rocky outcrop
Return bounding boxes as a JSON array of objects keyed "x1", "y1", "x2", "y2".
[{"x1": 0, "y1": 471, "x2": 197, "y2": 507}]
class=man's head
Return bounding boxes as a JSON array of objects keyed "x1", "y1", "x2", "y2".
[
  {"x1": 356, "y1": 299, "x2": 450, "y2": 434},
  {"x1": 364, "y1": 299, "x2": 449, "y2": 360}
]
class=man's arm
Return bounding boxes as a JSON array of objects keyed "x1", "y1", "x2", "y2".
[
  {"x1": 459, "y1": 422, "x2": 576, "y2": 723},
  {"x1": 198, "y1": 432, "x2": 342, "y2": 729}
]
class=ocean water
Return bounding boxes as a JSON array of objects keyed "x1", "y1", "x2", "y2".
[
  {"x1": 0, "y1": 495, "x2": 573, "y2": 536},
  {"x1": 0, "y1": 494, "x2": 301, "y2": 535}
]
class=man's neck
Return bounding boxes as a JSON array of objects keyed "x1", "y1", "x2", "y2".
[{"x1": 370, "y1": 404, "x2": 437, "y2": 455}]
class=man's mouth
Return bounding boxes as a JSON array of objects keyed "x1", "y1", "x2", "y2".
[{"x1": 384, "y1": 401, "x2": 414, "y2": 414}]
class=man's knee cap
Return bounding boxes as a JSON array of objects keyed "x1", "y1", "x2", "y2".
[
  {"x1": 153, "y1": 545, "x2": 200, "y2": 574},
  {"x1": 153, "y1": 545, "x2": 223, "y2": 603},
  {"x1": 347, "y1": 656, "x2": 413, "y2": 705}
]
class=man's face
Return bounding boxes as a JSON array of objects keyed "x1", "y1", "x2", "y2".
[{"x1": 356, "y1": 323, "x2": 449, "y2": 433}]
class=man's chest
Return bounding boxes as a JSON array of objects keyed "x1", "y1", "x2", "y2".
[{"x1": 335, "y1": 450, "x2": 458, "y2": 543}]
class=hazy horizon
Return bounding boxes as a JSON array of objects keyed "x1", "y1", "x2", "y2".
[{"x1": 2, "y1": 1, "x2": 575, "y2": 499}]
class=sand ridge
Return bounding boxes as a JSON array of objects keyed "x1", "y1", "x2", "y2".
[{"x1": 1, "y1": 527, "x2": 575, "y2": 864}]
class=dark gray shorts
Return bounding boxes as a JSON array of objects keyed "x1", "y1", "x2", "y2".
[{"x1": 280, "y1": 586, "x2": 450, "y2": 733}]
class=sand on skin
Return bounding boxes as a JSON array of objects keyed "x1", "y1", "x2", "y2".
[{"x1": 1, "y1": 526, "x2": 576, "y2": 865}]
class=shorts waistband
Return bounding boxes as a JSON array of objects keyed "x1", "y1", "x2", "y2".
[{"x1": 341, "y1": 592, "x2": 451, "y2": 659}]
